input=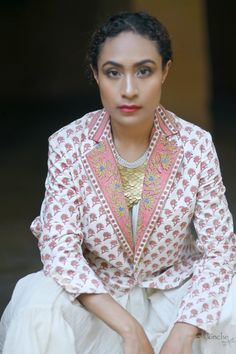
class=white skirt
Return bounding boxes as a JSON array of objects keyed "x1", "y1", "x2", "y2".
[{"x1": 0, "y1": 271, "x2": 236, "y2": 354}]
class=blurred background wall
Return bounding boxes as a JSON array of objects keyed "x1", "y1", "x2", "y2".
[{"x1": 0, "y1": 0, "x2": 235, "y2": 313}]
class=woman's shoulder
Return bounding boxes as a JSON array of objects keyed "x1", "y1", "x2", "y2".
[
  {"x1": 48, "y1": 109, "x2": 103, "y2": 148},
  {"x1": 168, "y1": 110, "x2": 212, "y2": 142}
]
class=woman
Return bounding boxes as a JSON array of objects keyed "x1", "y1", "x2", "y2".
[{"x1": 0, "y1": 11, "x2": 235, "y2": 354}]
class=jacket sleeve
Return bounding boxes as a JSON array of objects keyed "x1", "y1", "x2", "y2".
[
  {"x1": 175, "y1": 131, "x2": 236, "y2": 333},
  {"x1": 30, "y1": 137, "x2": 108, "y2": 300}
]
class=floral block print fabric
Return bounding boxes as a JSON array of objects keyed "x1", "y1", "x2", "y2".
[{"x1": 30, "y1": 105, "x2": 236, "y2": 333}]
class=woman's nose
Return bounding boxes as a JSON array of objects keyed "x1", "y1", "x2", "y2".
[{"x1": 121, "y1": 75, "x2": 138, "y2": 98}]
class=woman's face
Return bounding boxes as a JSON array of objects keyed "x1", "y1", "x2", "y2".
[{"x1": 93, "y1": 31, "x2": 171, "y2": 128}]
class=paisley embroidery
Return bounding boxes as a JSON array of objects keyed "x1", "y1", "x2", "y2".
[
  {"x1": 160, "y1": 153, "x2": 172, "y2": 170},
  {"x1": 84, "y1": 140, "x2": 134, "y2": 253},
  {"x1": 135, "y1": 135, "x2": 183, "y2": 260},
  {"x1": 116, "y1": 204, "x2": 126, "y2": 216},
  {"x1": 143, "y1": 195, "x2": 155, "y2": 209}
]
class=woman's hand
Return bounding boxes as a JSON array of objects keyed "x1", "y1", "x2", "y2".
[
  {"x1": 122, "y1": 324, "x2": 154, "y2": 354},
  {"x1": 159, "y1": 322, "x2": 199, "y2": 354},
  {"x1": 79, "y1": 293, "x2": 154, "y2": 354}
]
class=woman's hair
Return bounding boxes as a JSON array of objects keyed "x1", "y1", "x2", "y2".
[{"x1": 87, "y1": 11, "x2": 173, "y2": 76}]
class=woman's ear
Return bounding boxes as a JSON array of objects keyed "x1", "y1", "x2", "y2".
[
  {"x1": 162, "y1": 60, "x2": 172, "y2": 84},
  {"x1": 90, "y1": 65, "x2": 99, "y2": 84}
]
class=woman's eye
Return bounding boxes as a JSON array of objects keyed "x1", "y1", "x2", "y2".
[
  {"x1": 106, "y1": 69, "x2": 120, "y2": 78},
  {"x1": 137, "y1": 67, "x2": 152, "y2": 77}
]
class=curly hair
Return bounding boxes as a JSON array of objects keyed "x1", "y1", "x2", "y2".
[{"x1": 87, "y1": 11, "x2": 173, "y2": 78}]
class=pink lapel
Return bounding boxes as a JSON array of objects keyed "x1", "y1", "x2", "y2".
[
  {"x1": 82, "y1": 107, "x2": 184, "y2": 263},
  {"x1": 134, "y1": 106, "x2": 184, "y2": 266},
  {"x1": 82, "y1": 110, "x2": 134, "y2": 258}
]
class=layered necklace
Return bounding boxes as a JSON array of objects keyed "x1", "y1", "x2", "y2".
[{"x1": 114, "y1": 148, "x2": 148, "y2": 209}]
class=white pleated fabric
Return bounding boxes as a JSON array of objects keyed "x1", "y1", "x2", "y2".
[{"x1": 0, "y1": 270, "x2": 236, "y2": 354}]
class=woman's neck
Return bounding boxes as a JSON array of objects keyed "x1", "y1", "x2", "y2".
[{"x1": 111, "y1": 120, "x2": 154, "y2": 162}]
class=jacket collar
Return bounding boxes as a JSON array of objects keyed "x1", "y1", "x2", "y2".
[{"x1": 88, "y1": 105, "x2": 179, "y2": 143}]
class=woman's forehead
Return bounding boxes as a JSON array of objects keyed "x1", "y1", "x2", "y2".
[{"x1": 98, "y1": 32, "x2": 161, "y2": 65}]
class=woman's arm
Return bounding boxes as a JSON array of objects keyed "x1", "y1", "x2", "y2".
[
  {"x1": 79, "y1": 293, "x2": 154, "y2": 354},
  {"x1": 175, "y1": 132, "x2": 236, "y2": 333},
  {"x1": 31, "y1": 138, "x2": 107, "y2": 298},
  {"x1": 159, "y1": 322, "x2": 199, "y2": 354},
  {"x1": 160, "y1": 131, "x2": 236, "y2": 353}
]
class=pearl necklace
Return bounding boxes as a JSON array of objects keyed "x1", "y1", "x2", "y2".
[{"x1": 114, "y1": 148, "x2": 148, "y2": 168}]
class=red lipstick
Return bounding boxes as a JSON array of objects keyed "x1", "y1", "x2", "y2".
[{"x1": 118, "y1": 105, "x2": 141, "y2": 113}]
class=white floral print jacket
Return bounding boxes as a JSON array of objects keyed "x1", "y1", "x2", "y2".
[{"x1": 31, "y1": 105, "x2": 236, "y2": 333}]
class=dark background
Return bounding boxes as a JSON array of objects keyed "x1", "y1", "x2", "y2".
[{"x1": 0, "y1": 0, "x2": 235, "y2": 314}]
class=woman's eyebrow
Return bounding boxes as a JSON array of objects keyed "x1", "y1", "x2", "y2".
[
  {"x1": 102, "y1": 59, "x2": 156, "y2": 69},
  {"x1": 135, "y1": 59, "x2": 156, "y2": 66}
]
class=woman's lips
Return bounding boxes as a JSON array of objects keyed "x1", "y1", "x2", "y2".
[{"x1": 118, "y1": 105, "x2": 141, "y2": 113}]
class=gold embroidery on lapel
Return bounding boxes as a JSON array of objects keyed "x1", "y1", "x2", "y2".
[
  {"x1": 83, "y1": 140, "x2": 134, "y2": 255},
  {"x1": 134, "y1": 134, "x2": 184, "y2": 265}
]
